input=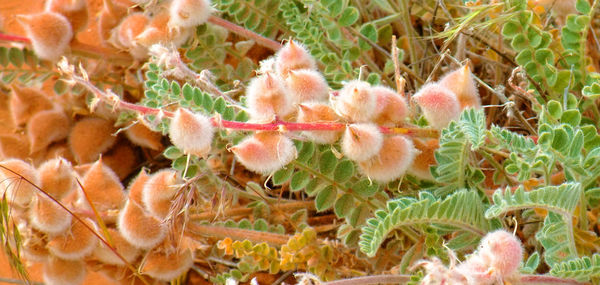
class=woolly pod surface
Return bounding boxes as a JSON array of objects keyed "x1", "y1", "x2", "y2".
[
  {"x1": 113, "y1": 12, "x2": 149, "y2": 59},
  {"x1": 99, "y1": 0, "x2": 130, "y2": 44},
  {"x1": 45, "y1": 0, "x2": 89, "y2": 34},
  {"x1": 359, "y1": 135, "x2": 417, "y2": 183},
  {"x1": 102, "y1": 143, "x2": 138, "y2": 180},
  {"x1": 408, "y1": 138, "x2": 439, "y2": 181},
  {"x1": 169, "y1": 108, "x2": 214, "y2": 157},
  {"x1": 78, "y1": 159, "x2": 125, "y2": 213},
  {"x1": 47, "y1": 218, "x2": 98, "y2": 260},
  {"x1": 124, "y1": 123, "x2": 163, "y2": 150},
  {"x1": 371, "y1": 85, "x2": 409, "y2": 126},
  {"x1": 231, "y1": 132, "x2": 297, "y2": 175},
  {"x1": 16, "y1": 12, "x2": 73, "y2": 61},
  {"x1": 142, "y1": 169, "x2": 181, "y2": 219},
  {"x1": 412, "y1": 83, "x2": 461, "y2": 130},
  {"x1": 455, "y1": 254, "x2": 495, "y2": 285},
  {"x1": 438, "y1": 65, "x2": 481, "y2": 110},
  {"x1": 29, "y1": 195, "x2": 72, "y2": 235},
  {"x1": 0, "y1": 134, "x2": 31, "y2": 161},
  {"x1": 297, "y1": 102, "x2": 342, "y2": 144},
  {"x1": 127, "y1": 169, "x2": 149, "y2": 205},
  {"x1": 118, "y1": 199, "x2": 167, "y2": 249},
  {"x1": 43, "y1": 256, "x2": 86, "y2": 285},
  {"x1": 9, "y1": 85, "x2": 54, "y2": 126},
  {"x1": 477, "y1": 230, "x2": 523, "y2": 277},
  {"x1": 286, "y1": 69, "x2": 329, "y2": 104},
  {"x1": 246, "y1": 73, "x2": 295, "y2": 122},
  {"x1": 275, "y1": 40, "x2": 317, "y2": 77},
  {"x1": 68, "y1": 117, "x2": 117, "y2": 163},
  {"x1": 92, "y1": 228, "x2": 140, "y2": 265},
  {"x1": 38, "y1": 157, "x2": 75, "y2": 200},
  {"x1": 136, "y1": 11, "x2": 192, "y2": 48},
  {"x1": 332, "y1": 80, "x2": 377, "y2": 122},
  {"x1": 141, "y1": 246, "x2": 194, "y2": 281},
  {"x1": 341, "y1": 124, "x2": 383, "y2": 162},
  {"x1": 27, "y1": 109, "x2": 71, "y2": 153},
  {"x1": 20, "y1": 224, "x2": 50, "y2": 262},
  {"x1": 0, "y1": 159, "x2": 39, "y2": 207},
  {"x1": 169, "y1": 0, "x2": 213, "y2": 29}
]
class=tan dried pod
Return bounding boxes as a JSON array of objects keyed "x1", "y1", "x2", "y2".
[
  {"x1": 275, "y1": 40, "x2": 317, "y2": 77},
  {"x1": 68, "y1": 117, "x2": 117, "y2": 163},
  {"x1": 142, "y1": 169, "x2": 180, "y2": 219},
  {"x1": 78, "y1": 158, "x2": 125, "y2": 213},
  {"x1": 124, "y1": 123, "x2": 163, "y2": 150},
  {"x1": 359, "y1": 135, "x2": 417, "y2": 183},
  {"x1": 43, "y1": 256, "x2": 86, "y2": 285},
  {"x1": 412, "y1": 83, "x2": 461, "y2": 130},
  {"x1": 331, "y1": 80, "x2": 376, "y2": 122},
  {"x1": 38, "y1": 157, "x2": 76, "y2": 200},
  {"x1": 9, "y1": 85, "x2": 53, "y2": 126},
  {"x1": 286, "y1": 69, "x2": 329, "y2": 104},
  {"x1": 102, "y1": 143, "x2": 138, "y2": 180},
  {"x1": 136, "y1": 11, "x2": 192, "y2": 47},
  {"x1": 47, "y1": 218, "x2": 98, "y2": 260},
  {"x1": 169, "y1": 108, "x2": 214, "y2": 157},
  {"x1": 438, "y1": 65, "x2": 481, "y2": 110},
  {"x1": 0, "y1": 134, "x2": 31, "y2": 160},
  {"x1": 371, "y1": 85, "x2": 409, "y2": 126},
  {"x1": 246, "y1": 73, "x2": 295, "y2": 122},
  {"x1": 27, "y1": 109, "x2": 71, "y2": 153},
  {"x1": 297, "y1": 102, "x2": 342, "y2": 144},
  {"x1": 112, "y1": 13, "x2": 150, "y2": 59},
  {"x1": 169, "y1": 0, "x2": 213, "y2": 28},
  {"x1": 18, "y1": 222, "x2": 50, "y2": 262},
  {"x1": 141, "y1": 246, "x2": 194, "y2": 281},
  {"x1": 341, "y1": 124, "x2": 383, "y2": 162},
  {"x1": 230, "y1": 132, "x2": 297, "y2": 175},
  {"x1": 408, "y1": 138, "x2": 439, "y2": 181},
  {"x1": 0, "y1": 158, "x2": 39, "y2": 207},
  {"x1": 29, "y1": 196, "x2": 72, "y2": 235},
  {"x1": 45, "y1": 0, "x2": 89, "y2": 34},
  {"x1": 98, "y1": 0, "x2": 130, "y2": 44},
  {"x1": 16, "y1": 12, "x2": 73, "y2": 61},
  {"x1": 117, "y1": 199, "x2": 167, "y2": 249},
  {"x1": 127, "y1": 169, "x2": 149, "y2": 205},
  {"x1": 92, "y1": 228, "x2": 140, "y2": 265}
]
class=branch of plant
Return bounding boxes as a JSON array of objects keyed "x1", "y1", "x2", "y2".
[
  {"x1": 207, "y1": 15, "x2": 282, "y2": 51},
  {"x1": 319, "y1": 274, "x2": 585, "y2": 285}
]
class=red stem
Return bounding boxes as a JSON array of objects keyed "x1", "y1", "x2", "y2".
[
  {"x1": 321, "y1": 274, "x2": 585, "y2": 285},
  {"x1": 0, "y1": 33, "x2": 30, "y2": 43},
  {"x1": 208, "y1": 15, "x2": 282, "y2": 51}
]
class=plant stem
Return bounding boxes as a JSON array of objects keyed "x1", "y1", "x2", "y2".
[
  {"x1": 186, "y1": 223, "x2": 290, "y2": 245},
  {"x1": 207, "y1": 16, "x2": 282, "y2": 51},
  {"x1": 323, "y1": 274, "x2": 411, "y2": 285}
]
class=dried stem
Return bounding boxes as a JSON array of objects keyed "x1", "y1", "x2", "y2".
[
  {"x1": 320, "y1": 274, "x2": 585, "y2": 285},
  {"x1": 186, "y1": 223, "x2": 290, "y2": 245},
  {"x1": 207, "y1": 15, "x2": 282, "y2": 51}
]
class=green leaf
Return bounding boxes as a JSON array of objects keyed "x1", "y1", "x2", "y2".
[
  {"x1": 502, "y1": 21, "x2": 521, "y2": 38},
  {"x1": 535, "y1": 48, "x2": 554, "y2": 65},
  {"x1": 334, "y1": 194, "x2": 354, "y2": 218},
  {"x1": 359, "y1": 23, "x2": 377, "y2": 51},
  {"x1": 338, "y1": 7, "x2": 359, "y2": 27},
  {"x1": 272, "y1": 166, "x2": 294, "y2": 185},
  {"x1": 522, "y1": 252, "x2": 540, "y2": 274},
  {"x1": 511, "y1": 34, "x2": 529, "y2": 51},
  {"x1": 459, "y1": 108, "x2": 486, "y2": 150},
  {"x1": 182, "y1": 83, "x2": 194, "y2": 101},
  {"x1": 352, "y1": 179, "x2": 379, "y2": 198},
  {"x1": 561, "y1": 109, "x2": 581, "y2": 126},
  {"x1": 315, "y1": 185, "x2": 336, "y2": 212},
  {"x1": 575, "y1": 0, "x2": 591, "y2": 14},
  {"x1": 547, "y1": 100, "x2": 562, "y2": 119},
  {"x1": 8, "y1": 48, "x2": 23, "y2": 67},
  {"x1": 334, "y1": 160, "x2": 354, "y2": 183},
  {"x1": 297, "y1": 142, "x2": 315, "y2": 163},
  {"x1": 53, "y1": 79, "x2": 68, "y2": 96},
  {"x1": 319, "y1": 150, "x2": 338, "y2": 176},
  {"x1": 290, "y1": 171, "x2": 310, "y2": 191}
]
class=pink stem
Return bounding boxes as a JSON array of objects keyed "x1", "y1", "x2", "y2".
[
  {"x1": 208, "y1": 15, "x2": 282, "y2": 51},
  {"x1": 321, "y1": 274, "x2": 585, "y2": 285},
  {"x1": 0, "y1": 33, "x2": 30, "y2": 43},
  {"x1": 520, "y1": 275, "x2": 586, "y2": 285}
]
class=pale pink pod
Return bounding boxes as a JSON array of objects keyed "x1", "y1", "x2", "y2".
[
  {"x1": 297, "y1": 102, "x2": 342, "y2": 144},
  {"x1": 370, "y1": 85, "x2": 409, "y2": 126},
  {"x1": 478, "y1": 230, "x2": 523, "y2": 278},
  {"x1": 412, "y1": 83, "x2": 461, "y2": 130},
  {"x1": 286, "y1": 69, "x2": 329, "y2": 104},
  {"x1": 359, "y1": 135, "x2": 417, "y2": 183},
  {"x1": 332, "y1": 80, "x2": 376, "y2": 122},
  {"x1": 438, "y1": 65, "x2": 481, "y2": 110},
  {"x1": 169, "y1": 108, "x2": 214, "y2": 157},
  {"x1": 16, "y1": 12, "x2": 73, "y2": 61},
  {"x1": 341, "y1": 123, "x2": 383, "y2": 162},
  {"x1": 275, "y1": 40, "x2": 317, "y2": 77},
  {"x1": 230, "y1": 132, "x2": 297, "y2": 174},
  {"x1": 169, "y1": 0, "x2": 213, "y2": 28},
  {"x1": 246, "y1": 73, "x2": 295, "y2": 122}
]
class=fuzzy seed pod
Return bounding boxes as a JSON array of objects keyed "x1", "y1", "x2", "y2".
[
  {"x1": 47, "y1": 218, "x2": 98, "y2": 260},
  {"x1": 438, "y1": 65, "x2": 480, "y2": 110},
  {"x1": 455, "y1": 254, "x2": 495, "y2": 285},
  {"x1": 477, "y1": 230, "x2": 523, "y2": 278},
  {"x1": 78, "y1": 159, "x2": 125, "y2": 213},
  {"x1": 102, "y1": 143, "x2": 138, "y2": 180},
  {"x1": 43, "y1": 257, "x2": 86, "y2": 285},
  {"x1": 0, "y1": 159, "x2": 38, "y2": 207},
  {"x1": 27, "y1": 109, "x2": 71, "y2": 153},
  {"x1": 359, "y1": 135, "x2": 417, "y2": 183},
  {"x1": 16, "y1": 12, "x2": 73, "y2": 61},
  {"x1": 141, "y1": 247, "x2": 194, "y2": 281},
  {"x1": 136, "y1": 11, "x2": 192, "y2": 47},
  {"x1": 0, "y1": 134, "x2": 31, "y2": 160},
  {"x1": 98, "y1": 0, "x2": 129, "y2": 44},
  {"x1": 38, "y1": 157, "x2": 75, "y2": 200},
  {"x1": 297, "y1": 102, "x2": 342, "y2": 144},
  {"x1": 246, "y1": 73, "x2": 295, "y2": 122},
  {"x1": 231, "y1": 132, "x2": 297, "y2": 174},
  {"x1": 69, "y1": 117, "x2": 117, "y2": 163},
  {"x1": 169, "y1": 108, "x2": 214, "y2": 157},
  {"x1": 29, "y1": 195, "x2": 72, "y2": 235},
  {"x1": 332, "y1": 80, "x2": 376, "y2": 122},
  {"x1": 341, "y1": 124, "x2": 383, "y2": 162},
  {"x1": 168, "y1": 0, "x2": 213, "y2": 29},
  {"x1": 286, "y1": 69, "x2": 329, "y2": 104},
  {"x1": 142, "y1": 169, "x2": 180, "y2": 219},
  {"x1": 9, "y1": 85, "x2": 53, "y2": 126},
  {"x1": 112, "y1": 13, "x2": 149, "y2": 59},
  {"x1": 118, "y1": 199, "x2": 167, "y2": 249},
  {"x1": 371, "y1": 85, "x2": 409, "y2": 126},
  {"x1": 412, "y1": 83, "x2": 461, "y2": 130},
  {"x1": 92, "y1": 228, "x2": 140, "y2": 265},
  {"x1": 45, "y1": 0, "x2": 89, "y2": 34},
  {"x1": 275, "y1": 40, "x2": 317, "y2": 77},
  {"x1": 19, "y1": 223, "x2": 50, "y2": 262},
  {"x1": 124, "y1": 123, "x2": 163, "y2": 150},
  {"x1": 408, "y1": 138, "x2": 439, "y2": 181},
  {"x1": 127, "y1": 169, "x2": 149, "y2": 205}
]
